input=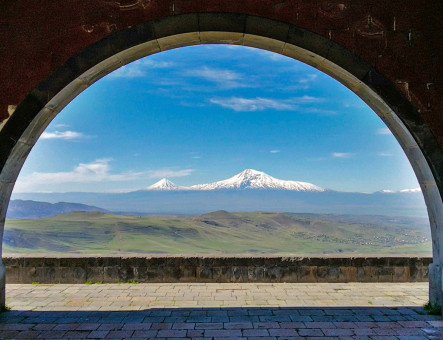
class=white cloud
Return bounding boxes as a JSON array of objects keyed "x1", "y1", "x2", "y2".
[
  {"x1": 40, "y1": 130, "x2": 86, "y2": 140},
  {"x1": 142, "y1": 59, "x2": 175, "y2": 69},
  {"x1": 284, "y1": 74, "x2": 319, "y2": 90},
  {"x1": 148, "y1": 168, "x2": 194, "y2": 179},
  {"x1": 298, "y1": 74, "x2": 318, "y2": 84},
  {"x1": 332, "y1": 152, "x2": 354, "y2": 159},
  {"x1": 108, "y1": 59, "x2": 175, "y2": 79},
  {"x1": 259, "y1": 50, "x2": 291, "y2": 62},
  {"x1": 54, "y1": 123, "x2": 70, "y2": 129},
  {"x1": 185, "y1": 67, "x2": 245, "y2": 89},
  {"x1": 376, "y1": 127, "x2": 393, "y2": 135},
  {"x1": 210, "y1": 96, "x2": 321, "y2": 112},
  {"x1": 14, "y1": 159, "x2": 193, "y2": 192},
  {"x1": 305, "y1": 108, "x2": 337, "y2": 115},
  {"x1": 110, "y1": 63, "x2": 145, "y2": 78},
  {"x1": 270, "y1": 150, "x2": 281, "y2": 154},
  {"x1": 377, "y1": 152, "x2": 393, "y2": 157}
]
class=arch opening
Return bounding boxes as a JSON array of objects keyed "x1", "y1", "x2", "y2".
[{"x1": 0, "y1": 14, "x2": 442, "y2": 308}]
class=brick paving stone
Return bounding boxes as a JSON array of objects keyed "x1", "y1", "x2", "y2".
[
  {"x1": 304, "y1": 321, "x2": 336, "y2": 328},
  {"x1": 63, "y1": 330, "x2": 93, "y2": 338},
  {"x1": 14, "y1": 330, "x2": 42, "y2": 338},
  {"x1": 171, "y1": 322, "x2": 195, "y2": 329},
  {"x1": 279, "y1": 321, "x2": 305, "y2": 328},
  {"x1": 0, "y1": 331, "x2": 20, "y2": 338},
  {"x1": 33, "y1": 323, "x2": 57, "y2": 330},
  {"x1": 107, "y1": 330, "x2": 136, "y2": 338},
  {"x1": 156, "y1": 329, "x2": 187, "y2": 337},
  {"x1": 195, "y1": 322, "x2": 223, "y2": 329},
  {"x1": 131, "y1": 330, "x2": 158, "y2": 337},
  {"x1": 224, "y1": 322, "x2": 253, "y2": 329},
  {"x1": 398, "y1": 320, "x2": 429, "y2": 328},
  {"x1": 253, "y1": 322, "x2": 280, "y2": 329},
  {"x1": 242, "y1": 328, "x2": 270, "y2": 336},
  {"x1": 186, "y1": 329, "x2": 205, "y2": 337},
  {"x1": 298, "y1": 328, "x2": 324, "y2": 336},
  {"x1": 321, "y1": 328, "x2": 354, "y2": 336},
  {"x1": 150, "y1": 322, "x2": 173, "y2": 330},
  {"x1": 3, "y1": 282, "x2": 443, "y2": 339},
  {"x1": 204, "y1": 329, "x2": 243, "y2": 337},
  {"x1": 97, "y1": 323, "x2": 123, "y2": 331},
  {"x1": 353, "y1": 327, "x2": 377, "y2": 335},
  {"x1": 0, "y1": 323, "x2": 33, "y2": 331},
  {"x1": 75, "y1": 323, "x2": 101, "y2": 331},
  {"x1": 52, "y1": 323, "x2": 80, "y2": 331},
  {"x1": 37, "y1": 330, "x2": 68, "y2": 338},
  {"x1": 268, "y1": 328, "x2": 298, "y2": 336},
  {"x1": 122, "y1": 323, "x2": 152, "y2": 330}
]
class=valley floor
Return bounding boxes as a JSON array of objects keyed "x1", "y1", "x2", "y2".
[{"x1": 3, "y1": 212, "x2": 432, "y2": 256}]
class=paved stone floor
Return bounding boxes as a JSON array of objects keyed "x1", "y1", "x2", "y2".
[{"x1": 1, "y1": 283, "x2": 442, "y2": 339}]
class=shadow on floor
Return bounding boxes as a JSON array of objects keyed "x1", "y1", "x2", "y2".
[{"x1": 0, "y1": 306, "x2": 442, "y2": 339}]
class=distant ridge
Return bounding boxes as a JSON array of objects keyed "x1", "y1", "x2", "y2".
[{"x1": 7, "y1": 199, "x2": 108, "y2": 219}]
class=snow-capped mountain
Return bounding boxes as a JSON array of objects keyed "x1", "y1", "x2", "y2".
[
  {"x1": 189, "y1": 169, "x2": 325, "y2": 192},
  {"x1": 147, "y1": 178, "x2": 181, "y2": 191},
  {"x1": 379, "y1": 188, "x2": 422, "y2": 194}
]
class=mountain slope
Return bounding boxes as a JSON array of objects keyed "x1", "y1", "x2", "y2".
[
  {"x1": 147, "y1": 178, "x2": 181, "y2": 191},
  {"x1": 189, "y1": 169, "x2": 325, "y2": 191}
]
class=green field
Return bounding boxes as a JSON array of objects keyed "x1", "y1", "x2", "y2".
[{"x1": 3, "y1": 211, "x2": 432, "y2": 256}]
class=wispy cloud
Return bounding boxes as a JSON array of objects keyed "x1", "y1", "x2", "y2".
[
  {"x1": 54, "y1": 123, "x2": 70, "y2": 129},
  {"x1": 148, "y1": 169, "x2": 194, "y2": 179},
  {"x1": 270, "y1": 150, "x2": 281, "y2": 154},
  {"x1": 377, "y1": 152, "x2": 393, "y2": 157},
  {"x1": 258, "y1": 50, "x2": 291, "y2": 62},
  {"x1": 143, "y1": 60, "x2": 175, "y2": 69},
  {"x1": 376, "y1": 127, "x2": 393, "y2": 135},
  {"x1": 332, "y1": 152, "x2": 354, "y2": 159},
  {"x1": 40, "y1": 130, "x2": 87, "y2": 140},
  {"x1": 14, "y1": 159, "x2": 143, "y2": 192},
  {"x1": 14, "y1": 159, "x2": 193, "y2": 192},
  {"x1": 184, "y1": 67, "x2": 246, "y2": 89},
  {"x1": 298, "y1": 74, "x2": 318, "y2": 85},
  {"x1": 304, "y1": 108, "x2": 337, "y2": 116},
  {"x1": 283, "y1": 74, "x2": 319, "y2": 91},
  {"x1": 210, "y1": 96, "x2": 321, "y2": 112},
  {"x1": 108, "y1": 59, "x2": 175, "y2": 79}
]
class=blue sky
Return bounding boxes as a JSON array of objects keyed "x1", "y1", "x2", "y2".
[{"x1": 14, "y1": 45, "x2": 420, "y2": 193}]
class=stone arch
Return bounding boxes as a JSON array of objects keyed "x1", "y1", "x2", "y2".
[{"x1": 0, "y1": 13, "x2": 442, "y2": 308}]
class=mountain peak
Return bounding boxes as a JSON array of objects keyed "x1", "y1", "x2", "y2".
[
  {"x1": 190, "y1": 169, "x2": 325, "y2": 192},
  {"x1": 239, "y1": 169, "x2": 264, "y2": 176},
  {"x1": 147, "y1": 178, "x2": 180, "y2": 191}
]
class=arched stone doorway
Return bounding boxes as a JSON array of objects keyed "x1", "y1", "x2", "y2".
[{"x1": 1, "y1": 8, "x2": 442, "y2": 308}]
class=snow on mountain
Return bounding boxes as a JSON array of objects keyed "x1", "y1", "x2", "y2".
[
  {"x1": 378, "y1": 188, "x2": 422, "y2": 194},
  {"x1": 400, "y1": 188, "x2": 422, "y2": 193},
  {"x1": 189, "y1": 169, "x2": 325, "y2": 192},
  {"x1": 147, "y1": 178, "x2": 181, "y2": 191}
]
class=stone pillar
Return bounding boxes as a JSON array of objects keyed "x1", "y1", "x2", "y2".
[
  {"x1": 429, "y1": 262, "x2": 443, "y2": 309},
  {"x1": 0, "y1": 183, "x2": 15, "y2": 309},
  {"x1": 0, "y1": 258, "x2": 5, "y2": 308}
]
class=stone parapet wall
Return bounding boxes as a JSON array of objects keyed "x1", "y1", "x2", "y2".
[{"x1": 4, "y1": 257, "x2": 432, "y2": 284}]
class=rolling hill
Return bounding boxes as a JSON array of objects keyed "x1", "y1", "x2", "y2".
[{"x1": 3, "y1": 211, "x2": 431, "y2": 256}]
